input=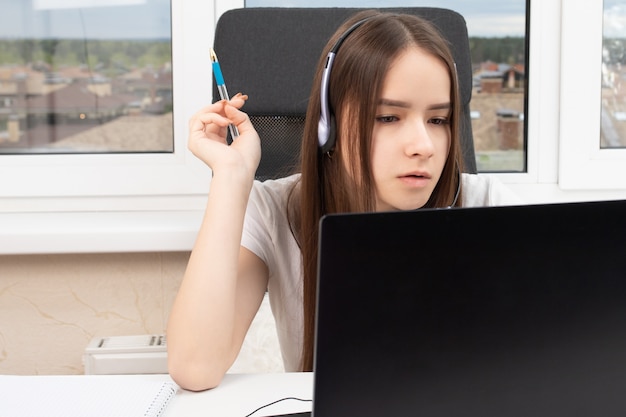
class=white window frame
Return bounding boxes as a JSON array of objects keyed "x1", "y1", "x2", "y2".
[
  {"x1": 0, "y1": 0, "x2": 217, "y2": 254},
  {"x1": 558, "y1": 0, "x2": 626, "y2": 190},
  {"x1": 491, "y1": 0, "x2": 626, "y2": 204},
  {"x1": 4, "y1": 0, "x2": 626, "y2": 254},
  {"x1": 215, "y1": 0, "x2": 626, "y2": 207}
]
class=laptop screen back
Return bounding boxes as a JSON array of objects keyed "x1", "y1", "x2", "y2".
[{"x1": 313, "y1": 200, "x2": 626, "y2": 416}]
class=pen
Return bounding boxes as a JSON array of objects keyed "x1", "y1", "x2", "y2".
[{"x1": 210, "y1": 48, "x2": 240, "y2": 139}]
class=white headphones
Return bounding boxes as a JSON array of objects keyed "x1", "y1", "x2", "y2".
[{"x1": 317, "y1": 17, "x2": 373, "y2": 153}]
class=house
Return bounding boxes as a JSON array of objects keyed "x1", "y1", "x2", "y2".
[{"x1": 474, "y1": 61, "x2": 526, "y2": 93}]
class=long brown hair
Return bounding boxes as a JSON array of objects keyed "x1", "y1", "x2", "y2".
[{"x1": 291, "y1": 10, "x2": 464, "y2": 371}]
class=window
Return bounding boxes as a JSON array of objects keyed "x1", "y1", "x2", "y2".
[
  {"x1": 0, "y1": 0, "x2": 173, "y2": 154},
  {"x1": 5, "y1": 0, "x2": 626, "y2": 254},
  {"x1": 244, "y1": 0, "x2": 529, "y2": 173},
  {"x1": 600, "y1": 0, "x2": 626, "y2": 149},
  {"x1": 0, "y1": 0, "x2": 216, "y2": 254},
  {"x1": 559, "y1": 0, "x2": 626, "y2": 190},
  {"x1": 219, "y1": 0, "x2": 626, "y2": 202}
]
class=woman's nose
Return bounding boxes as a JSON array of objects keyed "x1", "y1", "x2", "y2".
[{"x1": 405, "y1": 121, "x2": 435, "y2": 157}]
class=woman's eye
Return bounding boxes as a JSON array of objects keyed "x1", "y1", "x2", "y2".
[
  {"x1": 429, "y1": 117, "x2": 450, "y2": 126},
  {"x1": 376, "y1": 115, "x2": 398, "y2": 123}
]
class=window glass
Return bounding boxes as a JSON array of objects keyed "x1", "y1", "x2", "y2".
[
  {"x1": 602, "y1": 0, "x2": 626, "y2": 149},
  {"x1": 244, "y1": 0, "x2": 528, "y2": 172},
  {"x1": 0, "y1": 0, "x2": 172, "y2": 154}
]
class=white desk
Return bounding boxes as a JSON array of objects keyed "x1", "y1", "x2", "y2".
[
  {"x1": 167, "y1": 372, "x2": 313, "y2": 416},
  {"x1": 0, "y1": 372, "x2": 313, "y2": 417}
]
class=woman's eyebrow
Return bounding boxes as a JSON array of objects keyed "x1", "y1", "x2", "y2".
[
  {"x1": 378, "y1": 98, "x2": 410, "y2": 108},
  {"x1": 428, "y1": 102, "x2": 451, "y2": 111},
  {"x1": 377, "y1": 98, "x2": 451, "y2": 111}
]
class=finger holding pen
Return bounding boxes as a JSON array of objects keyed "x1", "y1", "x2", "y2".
[
  {"x1": 190, "y1": 93, "x2": 248, "y2": 141},
  {"x1": 210, "y1": 48, "x2": 240, "y2": 139},
  {"x1": 189, "y1": 95, "x2": 260, "y2": 178}
]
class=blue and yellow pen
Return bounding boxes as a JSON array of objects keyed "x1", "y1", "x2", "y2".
[{"x1": 210, "y1": 48, "x2": 240, "y2": 139}]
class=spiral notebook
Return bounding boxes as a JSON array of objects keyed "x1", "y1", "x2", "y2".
[{"x1": 0, "y1": 375, "x2": 177, "y2": 417}]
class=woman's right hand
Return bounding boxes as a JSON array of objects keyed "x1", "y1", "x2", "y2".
[{"x1": 188, "y1": 94, "x2": 261, "y2": 180}]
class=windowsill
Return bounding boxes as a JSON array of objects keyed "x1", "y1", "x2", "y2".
[{"x1": 0, "y1": 209, "x2": 203, "y2": 255}]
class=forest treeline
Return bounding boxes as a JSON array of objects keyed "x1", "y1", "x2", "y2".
[
  {"x1": 0, "y1": 39, "x2": 171, "y2": 76},
  {"x1": 0, "y1": 36, "x2": 530, "y2": 74},
  {"x1": 468, "y1": 37, "x2": 526, "y2": 66}
]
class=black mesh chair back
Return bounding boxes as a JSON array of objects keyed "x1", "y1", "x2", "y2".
[{"x1": 213, "y1": 7, "x2": 477, "y2": 181}]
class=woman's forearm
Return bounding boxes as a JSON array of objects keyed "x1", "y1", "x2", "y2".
[{"x1": 166, "y1": 170, "x2": 255, "y2": 390}]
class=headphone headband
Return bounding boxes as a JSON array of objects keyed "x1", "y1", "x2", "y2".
[{"x1": 317, "y1": 17, "x2": 373, "y2": 152}]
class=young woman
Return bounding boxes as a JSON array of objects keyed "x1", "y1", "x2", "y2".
[{"x1": 166, "y1": 10, "x2": 521, "y2": 391}]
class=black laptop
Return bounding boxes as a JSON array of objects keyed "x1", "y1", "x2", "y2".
[{"x1": 309, "y1": 199, "x2": 626, "y2": 416}]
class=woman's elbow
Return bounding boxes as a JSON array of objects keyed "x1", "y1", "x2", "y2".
[{"x1": 168, "y1": 355, "x2": 227, "y2": 391}]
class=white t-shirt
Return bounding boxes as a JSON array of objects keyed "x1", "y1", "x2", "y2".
[{"x1": 241, "y1": 173, "x2": 522, "y2": 371}]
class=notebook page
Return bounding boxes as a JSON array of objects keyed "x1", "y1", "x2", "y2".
[{"x1": 0, "y1": 375, "x2": 177, "y2": 417}]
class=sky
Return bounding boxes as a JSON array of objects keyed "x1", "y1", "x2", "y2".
[
  {"x1": 0, "y1": 0, "x2": 626, "y2": 39},
  {"x1": 604, "y1": 0, "x2": 626, "y2": 38},
  {"x1": 246, "y1": 0, "x2": 528, "y2": 37},
  {"x1": 15, "y1": 1, "x2": 626, "y2": 41},
  {"x1": 0, "y1": 0, "x2": 530, "y2": 39},
  {"x1": 0, "y1": 0, "x2": 171, "y2": 39}
]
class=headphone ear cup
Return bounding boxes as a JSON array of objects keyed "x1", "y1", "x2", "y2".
[
  {"x1": 318, "y1": 17, "x2": 372, "y2": 153},
  {"x1": 320, "y1": 114, "x2": 336, "y2": 154},
  {"x1": 328, "y1": 114, "x2": 336, "y2": 151}
]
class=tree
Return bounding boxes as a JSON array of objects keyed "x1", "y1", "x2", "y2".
[{"x1": 40, "y1": 39, "x2": 59, "y2": 68}]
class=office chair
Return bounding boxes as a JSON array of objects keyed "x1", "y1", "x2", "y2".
[{"x1": 213, "y1": 7, "x2": 477, "y2": 181}]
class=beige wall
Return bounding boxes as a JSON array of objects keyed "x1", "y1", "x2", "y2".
[
  {"x1": 0, "y1": 252, "x2": 188, "y2": 375},
  {"x1": 0, "y1": 252, "x2": 284, "y2": 375}
]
